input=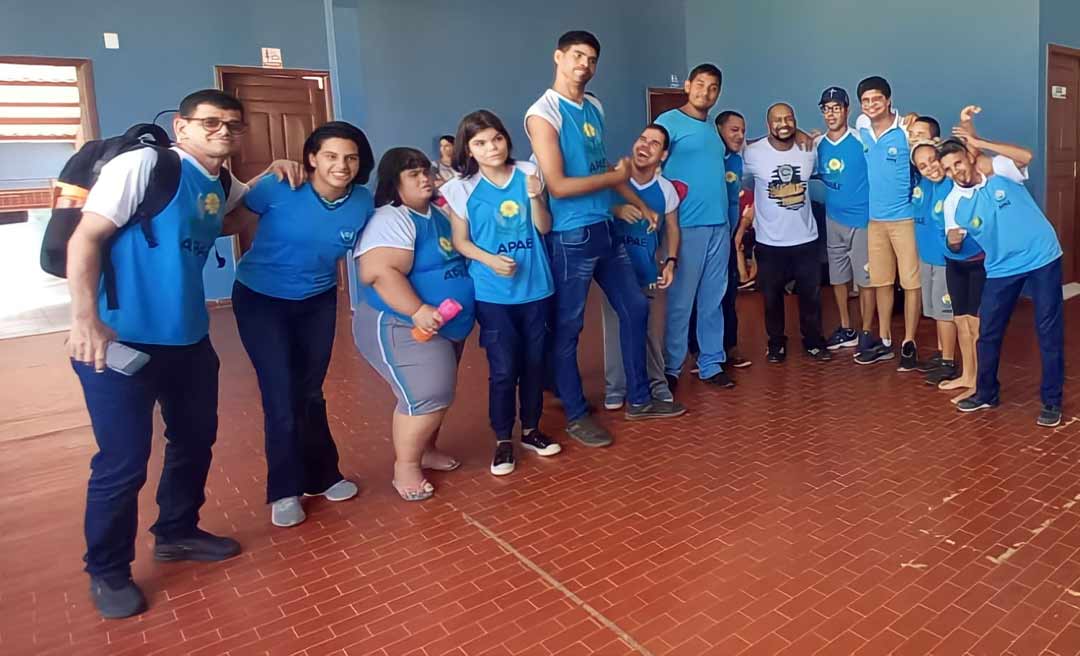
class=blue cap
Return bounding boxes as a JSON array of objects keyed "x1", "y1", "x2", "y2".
[{"x1": 819, "y1": 86, "x2": 849, "y2": 108}]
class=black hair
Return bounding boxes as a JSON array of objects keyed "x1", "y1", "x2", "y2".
[
  {"x1": 452, "y1": 110, "x2": 515, "y2": 178},
  {"x1": 915, "y1": 115, "x2": 941, "y2": 139},
  {"x1": 715, "y1": 110, "x2": 744, "y2": 128},
  {"x1": 557, "y1": 30, "x2": 601, "y2": 55},
  {"x1": 857, "y1": 76, "x2": 892, "y2": 101},
  {"x1": 301, "y1": 121, "x2": 375, "y2": 185},
  {"x1": 179, "y1": 89, "x2": 244, "y2": 119},
  {"x1": 439, "y1": 134, "x2": 455, "y2": 145},
  {"x1": 374, "y1": 147, "x2": 432, "y2": 207},
  {"x1": 641, "y1": 123, "x2": 670, "y2": 151},
  {"x1": 936, "y1": 138, "x2": 970, "y2": 161},
  {"x1": 688, "y1": 63, "x2": 723, "y2": 86}
]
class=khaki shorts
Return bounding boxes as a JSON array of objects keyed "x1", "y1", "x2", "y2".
[{"x1": 868, "y1": 219, "x2": 921, "y2": 290}]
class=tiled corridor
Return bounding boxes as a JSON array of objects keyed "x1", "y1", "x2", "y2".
[{"x1": 2, "y1": 290, "x2": 1080, "y2": 656}]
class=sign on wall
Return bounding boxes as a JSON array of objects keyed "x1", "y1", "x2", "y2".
[{"x1": 261, "y1": 47, "x2": 283, "y2": 69}]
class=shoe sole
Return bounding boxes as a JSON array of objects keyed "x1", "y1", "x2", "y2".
[
  {"x1": 153, "y1": 547, "x2": 242, "y2": 562},
  {"x1": 522, "y1": 442, "x2": 562, "y2": 456},
  {"x1": 603, "y1": 402, "x2": 624, "y2": 411},
  {"x1": 1037, "y1": 417, "x2": 1062, "y2": 428},
  {"x1": 566, "y1": 432, "x2": 613, "y2": 448},
  {"x1": 490, "y1": 463, "x2": 516, "y2": 476},
  {"x1": 957, "y1": 403, "x2": 996, "y2": 413},
  {"x1": 854, "y1": 353, "x2": 895, "y2": 365},
  {"x1": 897, "y1": 364, "x2": 919, "y2": 372},
  {"x1": 303, "y1": 490, "x2": 359, "y2": 502},
  {"x1": 729, "y1": 361, "x2": 752, "y2": 368},
  {"x1": 826, "y1": 339, "x2": 859, "y2": 351},
  {"x1": 625, "y1": 407, "x2": 688, "y2": 421},
  {"x1": 271, "y1": 515, "x2": 306, "y2": 528},
  {"x1": 925, "y1": 376, "x2": 959, "y2": 386}
]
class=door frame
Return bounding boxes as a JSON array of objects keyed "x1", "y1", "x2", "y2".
[
  {"x1": 1045, "y1": 44, "x2": 1080, "y2": 282},
  {"x1": 214, "y1": 65, "x2": 335, "y2": 121}
]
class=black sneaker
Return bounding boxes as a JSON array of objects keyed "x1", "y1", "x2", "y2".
[
  {"x1": 704, "y1": 370, "x2": 735, "y2": 388},
  {"x1": 565, "y1": 415, "x2": 613, "y2": 447},
  {"x1": 490, "y1": 441, "x2": 515, "y2": 476},
  {"x1": 825, "y1": 327, "x2": 859, "y2": 351},
  {"x1": 916, "y1": 351, "x2": 944, "y2": 373},
  {"x1": 154, "y1": 529, "x2": 241, "y2": 562},
  {"x1": 897, "y1": 341, "x2": 919, "y2": 372},
  {"x1": 1037, "y1": 405, "x2": 1063, "y2": 428},
  {"x1": 805, "y1": 346, "x2": 833, "y2": 362},
  {"x1": 521, "y1": 430, "x2": 561, "y2": 456},
  {"x1": 957, "y1": 396, "x2": 999, "y2": 413},
  {"x1": 626, "y1": 399, "x2": 687, "y2": 421},
  {"x1": 90, "y1": 575, "x2": 148, "y2": 619},
  {"x1": 855, "y1": 330, "x2": 875, "y2": 353},
  {"x1": 665, "y1": 373, "x2": 679, "y2": 393},
  {"x1": 924, "y1": 362, "x2": 959, "y2": 385},
  {"x1": 854, "y1": 340, "x2": 894, "y2": 365},
  {"x1": 726, "y1": 353, "x2": 752, "y2": 368},
  {"x1": 766, "y1": 345, "x2": 786, "y2": 364}
]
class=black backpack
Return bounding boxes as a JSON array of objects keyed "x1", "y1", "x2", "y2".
[{"x1": 40, "y1": 123, "x2": 231, "y2": 309}]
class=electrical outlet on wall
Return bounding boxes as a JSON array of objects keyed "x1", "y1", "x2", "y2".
[{"x1": 103, "y1": 33, "x2": 119, "y2": 49}]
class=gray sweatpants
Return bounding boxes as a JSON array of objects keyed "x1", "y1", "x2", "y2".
[{"x1": 600, "y1": 287, "x2": 672, "y2": 402}]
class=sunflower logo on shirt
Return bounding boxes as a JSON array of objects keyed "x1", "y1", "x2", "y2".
[
  {"x1": 942, "y1": 293, "x2": 952, "y2": 306},
  {"x1": 970, "y1": 216, "x2": 983, "y2": 230},
  {"x1": 201, "y1": 192, "x2": 221, "y2": 218},
  {"x1": 438, "y1": 236, "x2": 454, "y2": 258},
  {"x1": 827, "y1": 158, "x2": 844, "y2": 173},
  {"x1": 725, "y1": 171, "x2": 737, "y2": 183},
  {"x1": 933, "y1": 200, "x2": 944, "y2": 215},
  {"x1": 912, "y1": 186, "x2": 924, "y2": 202},
  {"x1": 499, "y1": 200, "x2": 520, "y2": 218},
  {"x1": 583, "y1": 122, "x2": 598, "y2": 138}
]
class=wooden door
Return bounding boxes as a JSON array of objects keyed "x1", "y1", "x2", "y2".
[
  {"x1": 647, "y1": 88, "x2": 688, "y2": 123},
  {"x1": 217, "y1": 66, "x2": 333, "y2": 251},
  {"x1": 1047, "y1": 47, "x2": 1080, "y2": 283}
]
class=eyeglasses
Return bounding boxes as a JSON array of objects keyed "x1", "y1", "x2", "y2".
[
  {"x1": 821, "y1": 105, "x2": 845, "y2": 115},
  {"x1": 182, "y1": 116, "x2": 248, "y2": 135}
]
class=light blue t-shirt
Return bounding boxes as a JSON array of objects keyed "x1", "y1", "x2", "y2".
[
  {"x1": 237, "y1": 177, "x2": 374, "y2": 300},
  {"x1": 911, "y1": 177, "x2": 951, "y2": 267},
  {"x1": 613, "y1": 175, "x2": 681, "y2": 287},
  {"x1": 856, "y1": 112, "x2": 914, "y2": 221},
  {"x1": 525, "y1": 89, "x2": 612, "y2": 232},
  {"x1": 724, "y1": 151, "x2": 743, "y2": 224},
  {"x1": 816, "y1": 129, "x2": 870, "y2": 229},
  {"x1": 357, "y1": 205, "x2": 476, "y2": 341},
  {"x1": 100, "y1": 157, "x2": 227, "y2": 345},
  {"x1": 654, "y1": 109, "x2": 728, "y2": 228},
  {"x1": 440, "y1": 161, "x2": 554, "y2": 305},
  {"x1": 951, "y1": 176, "x2": 1062, "y2": 279}
]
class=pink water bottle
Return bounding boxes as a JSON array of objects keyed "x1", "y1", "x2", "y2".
[{"x1": 412, "y1": 298, "x2": 463, "y2": 342}]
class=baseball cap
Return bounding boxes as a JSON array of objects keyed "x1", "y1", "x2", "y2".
[{"x1": 819, "y1": 86, "x2": 849, "y2": 108}]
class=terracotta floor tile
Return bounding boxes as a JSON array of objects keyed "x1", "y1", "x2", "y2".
[{"x1": 3, "y1": 293, "x2": 1080, "y2": 654}]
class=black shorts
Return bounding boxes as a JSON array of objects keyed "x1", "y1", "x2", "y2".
[
  {"x1": 741, "y1": 227, "x2": 756, "y2": 260},
  {"x1": 945, "y1": 256, "x2": 986, "y2": 316}
]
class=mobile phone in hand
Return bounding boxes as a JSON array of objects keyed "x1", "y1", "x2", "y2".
[{"x1": 105, "y1": 342, "x2": 151, "y2": 376}]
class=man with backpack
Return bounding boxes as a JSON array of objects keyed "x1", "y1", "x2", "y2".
[{"x1": 64, "y1": 89, "x2": 300, "y2": 618}]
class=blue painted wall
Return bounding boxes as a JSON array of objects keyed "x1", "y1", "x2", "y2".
[
  {"x1": 339, "y1": 0, "x2": 687, "y2": 165},
  {"x1": 684, "y1": 0, "x2": 1042, "y2": 200},
  {"x1": 0, "y1": 0, "x2": 330, "y2": 137},
  {"x1": 0, "y1": 143, "x2": 74, "y2": 188},
  {"x1": 1038, "y1": 0, "x2": 1080, "y2": 203}
]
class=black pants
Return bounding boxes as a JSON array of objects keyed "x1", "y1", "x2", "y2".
[
  {"x1": 475, "y1": 299, "x2": 550, "y2": 439},
  {"x1": 232, "y1": 282, "x2": 343, "y2": 503},
  {"x1": 756, "y1": 241, "x2": 825, "y2": 350},
  {"x1": 721, "y1": 234, "x2": 739, "y2": 351}
]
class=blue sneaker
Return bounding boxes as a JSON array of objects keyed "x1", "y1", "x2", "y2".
[
  {"x1": 826, "y1": 327, "x2": 859, "y2": 351},
  {"x1": 854, "y1": 335, "x2": 894, "y2": 365}
]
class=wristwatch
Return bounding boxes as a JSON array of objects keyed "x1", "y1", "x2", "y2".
[{"x1": 663, "y1": 256, "x2": 678, "y2": 270}]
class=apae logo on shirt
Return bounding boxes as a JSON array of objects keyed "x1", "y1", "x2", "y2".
[
  {"x1": 912, "y1": 186, "x2": 924, "y2": 202},
  {"x1": 199, "y1": 192, "x2": 222, "y2": 220},
  {"x1": 993, "y1": 188, "x2": 1012, "y2": 210},
  {"x1": 767, "y1": 164, "x2": 807, "y2": 210},
  {"x1": 339, "y1": 229, "x2": 357, "y2": 246}
]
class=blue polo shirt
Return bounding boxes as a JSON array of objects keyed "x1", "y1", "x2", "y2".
[
  {"x1": 911, "y1": 176, "x2": 951, "y2": 266},
  {"x1": 654, "y1": 109, "x2": 728, "y2": 228},
  {"x1": 949, "y1": 176, "x2": 1062, "y2": 278},
  {"x1": 856, "y1": 112, "x2": 913, "y2": 221},
  {"x1": 724, "y1": 151, "x2": 743, "y2": 224},
  {"x1": 525, "y1": 89, "x2": 612, "y2": 232},
  {"x1": 815, "y1": 129, "x2": 870, "y2": 229}
]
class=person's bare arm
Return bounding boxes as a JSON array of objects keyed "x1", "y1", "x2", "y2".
[
  {"x1": 526, "y1": 174, "x2": 552, "y2": 234},
  {"x1": 526, "y1": 116, "x2": 629, "y2": 199},
  {"x1": 67, "y1": 213, "x2": 119, "y2": 371},
  {"x1": 449, "y1": 209, "x2": 515, "y2": 277},
  {"x1": 358, "y1": 247, "x2": 442, "y2": 334}
]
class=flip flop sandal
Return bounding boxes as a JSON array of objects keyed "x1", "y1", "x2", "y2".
[
  {"x1": 421, "y1": 456, "x2": 461, "y2": 472},
  {"x1": 392, "y1": 479, "x2": 434, "y2": 502}
]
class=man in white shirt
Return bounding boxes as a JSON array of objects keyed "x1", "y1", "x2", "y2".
[{"x1": 739, "y1": 103, "x2": 829, "y2": 363}]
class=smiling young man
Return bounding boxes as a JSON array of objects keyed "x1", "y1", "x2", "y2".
[
  {"x1": 936, "y1": 129, "x2": 1062, "y2": 427},
  {"x1": 654, "y1": 63, "x2": 735, "y2": 390},
  {"x1": 814, "y1": 86, "x2": 877, "y2": 355},
  {"x1": 854, "y1": 76, "x2": 923, "y2": 371},
  {"x1": 741, "y1": 103, "x2": 829, "y2": 363},
  {"x1": 526, "y1": 31, "x2": 685, "y2": 448},
  {"x1": 65, "y1": 89, "x2": 301, "y2": 618},
  {"x1": 601, "y1": 124, "x2": 682, "y2": 409},
  {"x1": 716, "y1": 109, "x2": 752, "y2": 369}
]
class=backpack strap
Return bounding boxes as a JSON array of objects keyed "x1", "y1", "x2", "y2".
[{"x1": 101, "y1": 147, "x2": 182, "y2": 310}]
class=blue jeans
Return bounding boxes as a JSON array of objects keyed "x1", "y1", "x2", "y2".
[
  {"x1": 475, "y1": 298, "x2": 550, "y2": 439},
  {"x1": 976, "y1": 257, "x2": 1064, "y2": 406},
  {"x1": 232, "y1": 282, "x2": 343, "y2": 503},
  {"x1": 73, "y1": 336, "x2": 219, "y2": 579},
  {"x1": 664, "y1": 224, "x2": 730, "y2": 379},
  {"x1": 551, "y1": 221, "x2": 650, "y2": 421}
]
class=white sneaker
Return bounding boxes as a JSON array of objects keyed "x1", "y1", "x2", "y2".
[
  {"x1": 271, "y1": 497, "x2": 305, "y2": 527},
  {"x1": 305, "y1": 479, "x2": 359, "y2": 502}
]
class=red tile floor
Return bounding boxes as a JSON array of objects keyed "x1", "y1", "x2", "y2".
[{"x1": 2, "y1": 288, "x2": 1080, "y2": 656}]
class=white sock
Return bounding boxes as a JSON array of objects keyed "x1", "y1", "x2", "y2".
[{"x1": 882, "y1": 338, "x2": 892, "y2": 347}]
